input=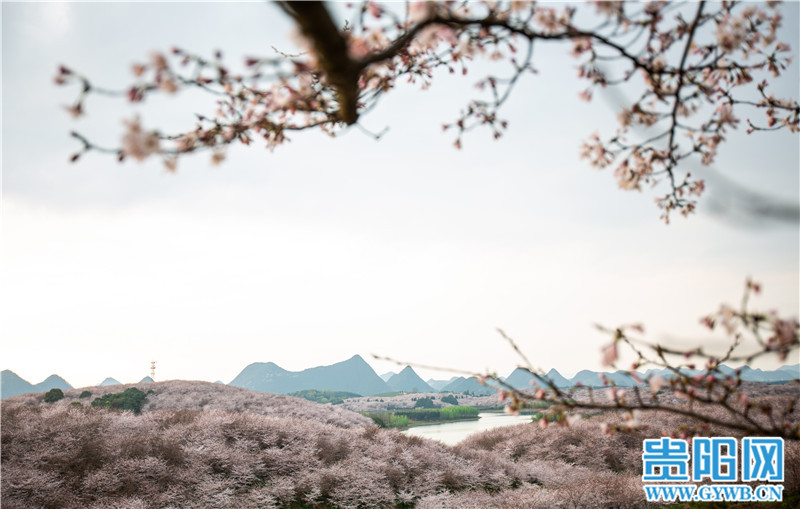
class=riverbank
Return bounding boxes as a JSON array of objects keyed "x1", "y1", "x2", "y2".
[
  {"x1": 402, "y1": 412, "x2": 535, "y2": 445},
  {"x1": 362, "y1": 404, "x2": 553, "y2": 430},
  {"x1": 362, "y1": 405, "x2": 480, "y2": 429},
  {"x1": 397, "y1": 416, "x2": 481, "y2": 430}
]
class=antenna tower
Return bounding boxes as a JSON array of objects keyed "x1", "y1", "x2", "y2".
[{"x1": 150, "y1": 360, "x2": 156, "y2": 380}]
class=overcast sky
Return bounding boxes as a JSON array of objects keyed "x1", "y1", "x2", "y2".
[{"x1": 2, "y1": 2, "x2": 798, "y2": 389}]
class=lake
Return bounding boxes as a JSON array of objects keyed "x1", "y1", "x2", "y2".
[{"x1": 401, "y1": 412, "x2": 532, "y2": 445}]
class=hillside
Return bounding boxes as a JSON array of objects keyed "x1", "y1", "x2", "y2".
[
  {"x1": 6, "y1": 380, "x2": 371, "y2": 429},
  {"x1": 4, "y1": 383, "x2": 797, "y2": 508},
  {"x1": 288, "y1": 389, "x2": 362, "y2": 405},
  {"x1": 229, "y1": 355, "x2": 391, "y2": 395},
  {"x1": 1, "y1": 381, "x2": 533, "y2": 509},
  {"x1": 341, "y1": 392, "x2": 499, "y2": 413}
]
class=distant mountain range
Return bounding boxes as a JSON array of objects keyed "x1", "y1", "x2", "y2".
[
  {"x1": 439, "y1": 376, "x2": 499, "y2": 396},
  {"x1": 1, "y1": 370, "x2": 73, "y2": 399},
  {"x1": 0, "y1": 371, "x2": 151, "y2": 399},
  {"x1": 229, "y1": 355, "x2": 391, "y2": 396},
  {"x1": 501, "y1": 364, "x2": 799, "y2": 390},
  {"x1": 3, "y1": 361, "x2": 798, "y2": 399},
  {"x1": 506, "y1": 368, "x2": 573, "y2": 389},
  {"x1": 427, "y1": 377, "x2": 459, "y2": 391}
]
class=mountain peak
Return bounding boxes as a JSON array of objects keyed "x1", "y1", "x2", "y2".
[
  {"x1": 242, "y1": 362, "x2": 287, "y2": 374},
  {"x1": 506, "y1": 367, "x2": 571, "y2": 389},
  {"x1": 2, "y1": 369, "x2": 27, "y2": 382},
  {"x1": 386, "y1": 366, "x2": 433, "y2": 393},
  {"x1": 1, "y1": 370, "x2": 33, "y2": 399},
  {"x1": 345, "y1": 354, "x2": 369, "y2": 365},
  {"x1": 33, "y1": 374, "x2": 73, "y2": 392}
]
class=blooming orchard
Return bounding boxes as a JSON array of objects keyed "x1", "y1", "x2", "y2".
[{"x1": 3, "y1": 381, "x2": 798, "y2": 508}]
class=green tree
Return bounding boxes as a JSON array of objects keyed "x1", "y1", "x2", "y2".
[
  {"x1": 441, "y1": 395, "x2": 459, "y2": 406},
  {"x1": 44, "y1": 388, "x2": 64, "y2": 403},
  {"x1": 414, "y1": 397, "x2": 436, "y2": 409},
  {"x1": 91, "y1": 387, "x2": 148, "y2": 414}
]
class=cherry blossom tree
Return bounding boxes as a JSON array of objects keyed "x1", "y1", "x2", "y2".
[{"x1": 55, "y1": 1, "x2": 799, "y2": 437}]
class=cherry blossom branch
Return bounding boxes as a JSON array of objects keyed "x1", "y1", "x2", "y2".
[
  {"x1": 490, "y1": 279, "x2": 799, "y2": 438},
  {"x1": 663, "y1": 1, "x2": 705, "y2": 211},
  {"x1": 278, "y1": 1, "x2": 360, "y2": 124},
  {"x1": 379, "y1": 278, "x2": 798, "y2": 440},
  {"x1": 58, "y1": 1, "x2": 798, "y2": 220},
  {"x1": 488, "y1": 371, "x2": 793, "y2": 438}
]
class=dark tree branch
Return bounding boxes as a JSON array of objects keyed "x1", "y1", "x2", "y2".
[
  {"x1": 278, "y1": 1, "x2": 360, "y2": 124},
  {"x1": 665, "y1": 1, "x2": 705, "y2": 197}
]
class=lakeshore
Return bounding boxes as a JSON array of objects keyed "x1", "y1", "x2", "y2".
[{"x1": 402, "y1": 412, "x2": 534, "y2": 445}]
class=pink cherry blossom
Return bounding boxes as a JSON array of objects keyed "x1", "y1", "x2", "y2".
[{"x1": 121, "y1": 116, "x2": 160, "y2": 162}]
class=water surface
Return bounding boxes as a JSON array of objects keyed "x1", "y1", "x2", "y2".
[{"x1": 401, "y1": 412, "x2": 532, "y2": 445}]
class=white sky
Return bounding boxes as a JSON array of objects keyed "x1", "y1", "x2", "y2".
[{"x1": 1, "y1": 2, "x2": 798, "y2": 389}]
